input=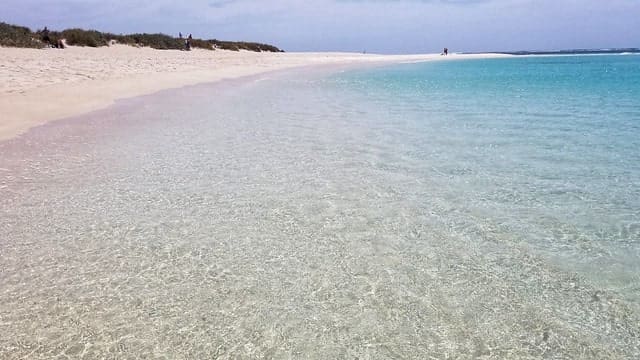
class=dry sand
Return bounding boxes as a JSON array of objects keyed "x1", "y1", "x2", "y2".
[{"x1": 0, "y1": 45, "x2": 508, "y2": 141}]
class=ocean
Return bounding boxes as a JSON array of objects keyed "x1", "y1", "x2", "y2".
[
  {"x1": 335, "y1": 55, "x2": 640, "y2": 298},
  {"x1": 1, "y1": 55, "x2": 639, "y2": 358}
]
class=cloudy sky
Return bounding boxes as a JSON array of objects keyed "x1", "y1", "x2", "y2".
[{"x1": 3, "y1": 0, "x2": 639, "y2": 53}]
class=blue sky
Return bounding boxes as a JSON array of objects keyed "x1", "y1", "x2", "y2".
[{"x1": 3, "y1": 0, "x2": 639, "y2": 53}]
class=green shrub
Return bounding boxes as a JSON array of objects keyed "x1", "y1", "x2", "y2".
[
  {"x1": 61, "y1": 28, "x2": 110, "y2": 47},
  {"x1": 0, "y1": 22, "x2": 42, "y2": 48},
  {"x1": 189, "y1": 38, "x2": 213, "y2": 50},
  {"x1": 128, "y1": 33, "x2": 184, "y2": 49},
  {"x1": 210, "y1": 39, "x2": 283, "y2": 52},
  {"x1": 0, "y1": 22, "x2": 284, "y2": 52}
]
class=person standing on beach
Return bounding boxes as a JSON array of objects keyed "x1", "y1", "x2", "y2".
[
  {"x1": 41, "y1": 26, "x2": 50, "y2": 46},
  {"x1": 185, "y1": 34, "x2": 193, "y2": 51}
]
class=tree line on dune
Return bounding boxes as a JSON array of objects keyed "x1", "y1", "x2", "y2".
[{"x1": 0, "y1": 22, "x2": 284, "y2": 52}]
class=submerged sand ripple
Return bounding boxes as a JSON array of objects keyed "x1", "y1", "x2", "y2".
[{"x1": 1, "y1": 73, "x2": 639, "y2": 359}]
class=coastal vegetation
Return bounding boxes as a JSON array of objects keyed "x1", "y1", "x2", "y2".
[
  {"x1": 0, "y1": 22, "x2": 283, "y2": 52},
  {"x1": 0, "y1": 22, "x2": 42, "y2": 48}
]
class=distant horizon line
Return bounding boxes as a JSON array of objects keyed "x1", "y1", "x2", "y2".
[{"x1": 457, "y1": 48, "x2": 640, "y2": 56}]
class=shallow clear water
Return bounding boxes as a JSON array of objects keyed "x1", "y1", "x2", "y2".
[
  {"x1": 337, "y1": 55, "x2": 640, "y2": 299},
  {"x1": 1, "y1": 57, "x2": 639, "y2": 358}
]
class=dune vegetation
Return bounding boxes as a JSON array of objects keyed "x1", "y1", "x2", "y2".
[
  {"x1": 0, "y1": 22, "x2": 43, "y2": 48},
  {"x1": 0, "y1": 22, "x2": 283, "y2": 52}
]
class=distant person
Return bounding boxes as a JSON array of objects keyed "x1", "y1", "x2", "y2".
[
  {"x1": 179, "y1": 32, "x2": 182, "y2": 39},
  {"x1": 186, "y1": 34, "x2": 193, "y2": 51},
  {"x1": 41, "y1": 26, "x2": 50, "y2": 46},
  {"x1": 444, "y1": 47, "x2": 449, "y2": 56}
]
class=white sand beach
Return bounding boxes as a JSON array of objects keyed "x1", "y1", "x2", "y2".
[{"x1": 0, "y1": 45, "x2": 508, "y2": 141}]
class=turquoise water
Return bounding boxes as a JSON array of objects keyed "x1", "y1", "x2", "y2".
[
  {"x1": 1, "y1": 55, "x2": 639, "y2": 358},
  {"x1": 334, "y1": 55, "x2": 640, "y2": 297}
]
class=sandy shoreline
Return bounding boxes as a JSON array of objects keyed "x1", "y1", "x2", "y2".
[
  {"x1": 2, "y1": 54, "x2": 639, "y2": 358},
  {"x1": 0, "y1": 45, "x2": 509, "y2": 142}
]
